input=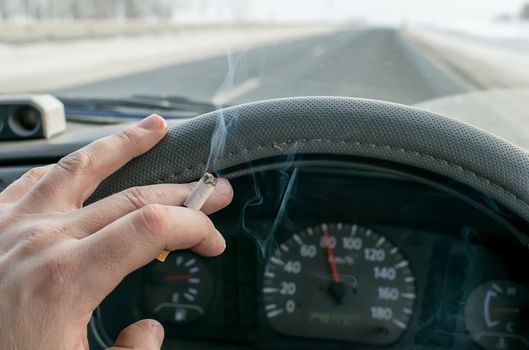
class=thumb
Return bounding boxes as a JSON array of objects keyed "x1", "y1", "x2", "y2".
[{"x1": 107, "y1": 319, "x2": 164, "y2": 350}]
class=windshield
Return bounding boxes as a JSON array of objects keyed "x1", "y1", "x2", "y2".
[{"x1": 1, "y1": 1, "x2": 529, "y2": 123}]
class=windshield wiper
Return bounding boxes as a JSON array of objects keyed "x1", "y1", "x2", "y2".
[
  {"x1": 56, "y1": 95, "x2": 222, "y2": 124},
  {"x1": 132, "y1": 94, "x2": 221, "y2": 112}
]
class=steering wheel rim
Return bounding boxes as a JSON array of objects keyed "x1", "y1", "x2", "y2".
[{"x1": 89, "y1": 96, "x2": 529, "y2": 232}]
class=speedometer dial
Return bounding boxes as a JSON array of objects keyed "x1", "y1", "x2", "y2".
[
  {"x1": 262, "y1": 223, "x2": 415, "y2": 345},
  {"x1": 144, "y1": 251, "x2": 215, "y2": 324}
]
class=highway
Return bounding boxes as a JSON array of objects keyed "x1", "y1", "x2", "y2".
[{"x1": 59, "y1": 28, "x2": 467, "y2": 106}]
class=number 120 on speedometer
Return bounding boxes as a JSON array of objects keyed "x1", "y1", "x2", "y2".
[{"x1": 262, "y1": 223, "x2": 416, "y2": 345}]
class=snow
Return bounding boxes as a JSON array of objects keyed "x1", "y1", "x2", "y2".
[
  {"x1": 0, "y1": 25, "x2": 340, "y2": 93},
  {"x1": 406, "y1": 25, "x2": 529, "y2": 89},
  {"x1": 415, "y1": 20, "x2": 529, "y2": 51}
]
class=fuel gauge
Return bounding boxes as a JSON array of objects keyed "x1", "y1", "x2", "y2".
[
  {"x1": 465, "y1": 280, "x2": 529, "y2": 350},
  {"x1": 144, "y1": 251, "x2": 215, "y2": 324}
]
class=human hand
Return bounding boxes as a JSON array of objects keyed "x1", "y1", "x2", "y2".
[{"x1": 0, "y1": 115, "x2": 233, "y2": 349}]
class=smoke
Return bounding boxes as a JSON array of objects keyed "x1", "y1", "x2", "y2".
[
  {"x1": 265, "y1": 164, "x2": 299, "y2": 259},
  {"x1": 240, "y1": 159, "x2": 300, "y2": 263},
  {"x1": 205, "y1": 51, "x2": 247, "y2": 172},
  {"x1": 240, "y1": 171, "x2": 265, "y2": 248},
  {"x1": 415, "y1": 226, "x2": 483, "y2": 344},
  {"x1": 206, "y1": 48, "x2": 298, "y2": 260},
  {"x1": 270, "y1": 166, "x2": 299, "y2": 234},
  {"x1": 205, "y1": 113, "x2": 228, "y2": 173}
]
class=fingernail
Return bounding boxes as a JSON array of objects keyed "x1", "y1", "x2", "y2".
[
  {"x1": 139, "y1": 114, "x2": 166, "y2": 131},
  {"x1": 216, "y1": 230, "x2": 227, "y2": 252},
  {"x1": 214, "y1": 178, "x2": 233, "y2": 197},
  {"x1": 150, "y1": 321, "x2": 164, "y2": 347}
]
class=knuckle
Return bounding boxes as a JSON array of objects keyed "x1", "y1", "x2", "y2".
[
  {"x1": 133, "y1": 204, "x2": 169, "y2": 240},
  {"x1": 122, "y1": 186, "x2": 153, "y2": 210},
  {"x1": 41, "y1": 256, "x2": 75, "y2": 281},
  {"x1": 25, "y1": 166, "x2": 47, "y2": 182},
  {"x1": 38, "y1": 254, "x2": 78, "y2": 296},
  {"x1": 15, "y1": 225, "x2": 57, "y2": 255},
  {"x1": 116, "y1": 127, "x2": 141, "y2": 147},
  {"x1": 57, "y1": 149, "x2": 94, "y2": 176},
  {"x1": 13, "y1": 224, "x2": 68, "y2": 256}
]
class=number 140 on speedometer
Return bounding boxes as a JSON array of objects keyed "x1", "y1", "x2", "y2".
[{"x1": 262, "y1": 223, "x2": 416, "y2": 345}]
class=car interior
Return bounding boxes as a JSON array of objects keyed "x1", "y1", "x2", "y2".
[{"x1": 1, "y1": 1, "x2": 528, "y2": 349}]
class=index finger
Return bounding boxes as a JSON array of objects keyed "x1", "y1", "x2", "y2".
[
  {"x1": 0, "y1": 164, "x2": 53, "y2": 204},
  {"x1": 23, "y1": 114, "x2": 167, "y2": 212}
]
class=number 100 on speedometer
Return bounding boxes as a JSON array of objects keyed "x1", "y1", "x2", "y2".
[{"x1": 262, "y1": 223, "x2": 416, "y2": 345}]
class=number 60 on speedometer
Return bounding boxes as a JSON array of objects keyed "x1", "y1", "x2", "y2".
[{"x1": 262, "y1": 223, "x2": 416, "y2": 345}]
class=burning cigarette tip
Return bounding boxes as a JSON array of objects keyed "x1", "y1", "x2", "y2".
[{"x1": 203, "y1": 172, "x2": 218, "y2": 185}]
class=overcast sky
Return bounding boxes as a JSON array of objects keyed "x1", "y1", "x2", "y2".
[{"x1": 175, "y1": 0, "x2": 528, "y2": 25}]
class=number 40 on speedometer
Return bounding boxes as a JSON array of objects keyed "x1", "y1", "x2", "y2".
[{"x1": 262, "y1": 223, "x2": 416, "y2": 345}]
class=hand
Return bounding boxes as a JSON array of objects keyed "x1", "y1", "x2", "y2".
[{"x1": 0, "y1": 115, "x2": 233, "y2": 350}]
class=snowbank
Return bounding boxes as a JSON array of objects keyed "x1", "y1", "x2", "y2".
[{"x1": 405, "y1": 23, "x2": 529, "y2": 89}]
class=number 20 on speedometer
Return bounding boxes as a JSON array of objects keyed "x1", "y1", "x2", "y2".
[{"x1": 262, "y1": 223, "x2": 416, "y2": 345}]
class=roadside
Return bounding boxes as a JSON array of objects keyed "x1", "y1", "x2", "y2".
[
  {"x1": 0, "y1": 21, "x2": 336, "y2": 44},
  {"x1": 405, "y1": 25, "x2": 529, "y2": 149},
  {"x1": 0, "y1": 24, "x2": 344, "y2": 93},
  {"x1": 1, "y1": 20, "x2": 199, "y2": 43},
  {"x1": 404, "y1": 27, "x2": 529, "y2": 90}
]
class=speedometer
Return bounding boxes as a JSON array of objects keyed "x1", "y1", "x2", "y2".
[{"x1": 262, "y1": 223, "x2": 415, "y2": 345}]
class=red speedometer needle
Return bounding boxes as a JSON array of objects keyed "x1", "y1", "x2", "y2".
[{"x1": 323, "y1": 225, "x2": 340, "y2": 284}]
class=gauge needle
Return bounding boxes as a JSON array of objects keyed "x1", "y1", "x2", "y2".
[
  {"x1": 165, "y1": 273, "x2": 193, "y2": 282},
  {"x1": 322, "y1": 225, "x2": 347, "y2": 304},
  {"x1": 322, "y1": 225, "x2": 340, "y2": 284}
]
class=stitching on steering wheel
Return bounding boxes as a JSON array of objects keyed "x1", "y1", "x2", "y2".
[{"x1": 156, "y1": 139, "x2": 529, "y2": 210}]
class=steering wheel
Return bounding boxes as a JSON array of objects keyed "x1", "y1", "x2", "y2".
[{"x1": 90, "y1": 97, "x2": 529, "y2": 246}]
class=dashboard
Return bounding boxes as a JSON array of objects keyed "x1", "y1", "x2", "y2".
[
  {"x1": 88, "y1": 165, "x2": 529, "y2": 350},
  {"x1": 2, "y1": 96, "x2": 529, "y2": 350}
]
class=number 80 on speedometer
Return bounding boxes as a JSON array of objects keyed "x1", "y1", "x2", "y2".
[{"x1": 262, "y1": 223, "x2": 416, "y2": 345}]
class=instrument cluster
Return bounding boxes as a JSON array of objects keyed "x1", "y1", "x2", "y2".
[{"x1": 91, "y1": 166, "x2": 529, "y2": 350}]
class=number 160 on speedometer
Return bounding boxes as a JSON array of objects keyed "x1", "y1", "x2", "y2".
[{"x1": 262, "y1": 223, "x2": 416, "y2": 345}]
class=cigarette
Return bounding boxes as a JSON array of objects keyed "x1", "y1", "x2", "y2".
[{"x1": 156, "y1": 173, "x2": 218, "y2": 262}]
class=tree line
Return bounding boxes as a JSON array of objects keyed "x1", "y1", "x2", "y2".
[{"x1": 0, "y1": 0, "x2": 246, "y2": 21}]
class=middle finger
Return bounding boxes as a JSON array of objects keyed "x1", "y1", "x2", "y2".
[{"x1": 66, "y1": 179, "x2": 233, "y2": 238}]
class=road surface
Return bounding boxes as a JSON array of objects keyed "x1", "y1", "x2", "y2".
[{"x1": 58, "y1": 28, "x2": 467, "y2": 106}]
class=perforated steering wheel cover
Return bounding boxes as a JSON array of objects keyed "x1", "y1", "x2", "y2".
[{"x1": 90, "y1": 97, "x2": 529, "y2": 224}]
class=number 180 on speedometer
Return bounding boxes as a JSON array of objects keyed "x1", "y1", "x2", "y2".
[{"x1": 262, "y1": 223, "x2": 416, "y2": 345}]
